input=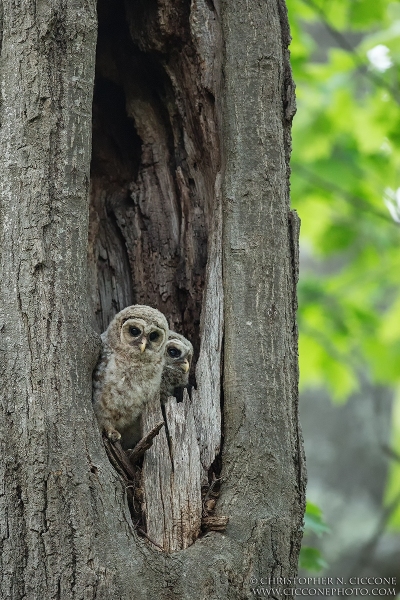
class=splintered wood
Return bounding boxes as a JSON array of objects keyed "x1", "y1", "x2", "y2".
[
  {"x1": 141, "y1": 391, "x2": 202, "y2": 552},
  {"x1": 191, "y1": 177, "x2": 223, "y2": 484},
  {"x1": 139, "y1": 177, "x2": 223, "y2": 552},
  {"x1": 141, "y1": 209, "x2": 223, "y2": 552}
]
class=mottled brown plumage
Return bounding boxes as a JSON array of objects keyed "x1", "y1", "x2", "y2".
[
  {"x1": 160, "y1": 331, "x2": 193, "y2": 403},
  {"x1": 92, "y1": 305, "x2": 169, "y2": 448}
]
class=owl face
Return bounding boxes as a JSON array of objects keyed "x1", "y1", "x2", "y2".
[
  {"x1": 121, "y1": 318, "x2": 166, "y2": 355},
  {"x1": 105, "y1": 305, "x2": 169, "y2": 361},
  {"x1": 165, "y1": 333, "x2": 193, "y2": 373}
]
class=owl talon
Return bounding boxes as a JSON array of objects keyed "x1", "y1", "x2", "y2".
[{"x1": 106, "y1": 429, "x2": 121, "y2": 443}]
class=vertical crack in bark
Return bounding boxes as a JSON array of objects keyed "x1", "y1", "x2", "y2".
[
  {"x1": 160, "y1": 401, "x2": 174, "y2": 469},
  {"x1": 289, "y1": 209, "x2": 307, "y2": 537}
]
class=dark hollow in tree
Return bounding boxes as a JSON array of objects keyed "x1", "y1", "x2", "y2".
[
  {"x1": 0, "y1": 0, "x2": 306, "y2": 596},
  {"x1": 89, "y1": 0, "x2": 217, "y2": 349},
  {"x1": 88, "y1": 0, "x2": 224, "y2": 550}
]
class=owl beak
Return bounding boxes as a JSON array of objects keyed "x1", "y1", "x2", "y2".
[
  {"x1": 139, "y1": 339, "x2": 147, "y2": 353},
  {"x1": 181, "y1": 359, "x2": 190, "y2": 373}
]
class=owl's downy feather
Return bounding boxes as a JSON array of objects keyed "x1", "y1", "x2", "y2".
[
  {"x1": 160, "y1": 331, "x2": 193, "y2": 403},
  {"x1": 92, "y1": 305, "x2": 169, "y2": 449}
]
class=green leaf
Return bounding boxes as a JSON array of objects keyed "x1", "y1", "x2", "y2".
[
  {"x1": 304, "y1": 502, "x2": 331, "y2": 537},
  {"x1": 299, "y1": 547, "x2": 329, "y2": 572}
]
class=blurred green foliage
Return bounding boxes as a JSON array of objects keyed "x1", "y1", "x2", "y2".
[
  {"x1": 287, "y1": 0, "x2": 400, "y2": 529},
  {"x1": 299, "y1": 547, "x2": 328, "y2": 573},
  {"x1": 304, "y1": 501, "x2": 331, "y2": 537},
  {"x1": 300, "y1": 502, "x2": 330, "y2": 571}
]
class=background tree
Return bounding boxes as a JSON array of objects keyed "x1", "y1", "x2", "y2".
[
  {"x1": 287, "y1": 0, "x2": 400, "y2": 579},
  {"x1": 0, "y1": 0, "x2": 305, "y2": 598}
]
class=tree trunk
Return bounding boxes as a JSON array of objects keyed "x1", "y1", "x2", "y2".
[{"x1": 0, "y1": 0, "x2": 305, "y2": 598}]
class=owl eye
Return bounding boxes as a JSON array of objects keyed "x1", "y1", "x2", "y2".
[
  {"x1": 129, "y1": 326, "x2": 141, "y2": 337},
  {"x1": 167, "y1": 347, "x2": 182, "y2": 358},
  {"x1": 149, "y1": 331, "x2": 160, "y2": 342}
]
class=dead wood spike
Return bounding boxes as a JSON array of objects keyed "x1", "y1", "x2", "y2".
[
  {"x1": 102, "y1": 436, "x2": 136, "y2": 482},
  {"x1": 126, "y1": 421, "x2": 165, "y2": 464}
]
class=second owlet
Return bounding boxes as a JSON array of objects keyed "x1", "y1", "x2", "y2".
[
  {"x1": 160, "y1": 331, "x2": 193, "y2": 403},
  {"x1": 92, "y1": 305, "x2": 169, "y2": 449}
]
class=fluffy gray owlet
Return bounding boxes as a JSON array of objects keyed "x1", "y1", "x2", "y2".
[
  {"x1": 160, "y1": 331, "x2": 193, "y2": 403},
  {"x1": 92, "y1": 305, "x2": 169, "y2": 448}
]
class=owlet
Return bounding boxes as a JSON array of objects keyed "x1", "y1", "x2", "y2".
[
  {"x1": 160, "y1": 331, "x2": 193, "y2": 403},
  {"x1": 92, "y1": 305, "x2": 169, "y2": 448}
]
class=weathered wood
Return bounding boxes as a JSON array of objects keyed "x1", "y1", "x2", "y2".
[
  {"x1": 191, "y1": 176, "x2": 223, "y2": 481},
  {"x1": 164, "y1": 392, "x2": 202, "y2": 549},
  {"x1": 138, "y1": 178, "x2": 223, "y2": 547},
  {"x1": 141, "y1": 394, "x2": 175, "y2": 552},
  {"x1": 141, "y1": 391, "x2": 202, "y2": 552}
]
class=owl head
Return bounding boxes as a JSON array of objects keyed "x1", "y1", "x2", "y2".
[
  {"x1": 165, "y1": 331, "x2": 193, "y2": 375},
  {"x1": 105, "y1": 305, "x2": 169, "y2": 361}
]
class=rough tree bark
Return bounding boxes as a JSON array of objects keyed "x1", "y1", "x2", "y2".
[{"x1": 0, "y1": 0, "x2": 305, "y2": 598}]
